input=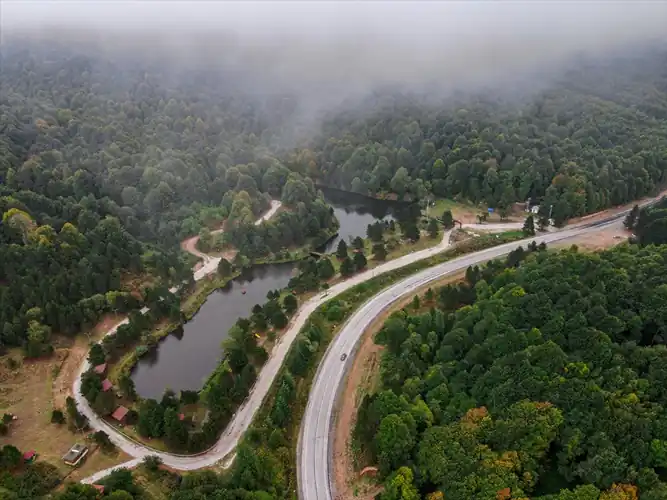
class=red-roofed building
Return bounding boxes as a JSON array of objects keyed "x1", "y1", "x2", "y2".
[
  {"x1": 93, "y1": 484, "x2": 105, "y2": 494},
  {"x1": 22, "y1": 450, "x2": 36, "y2": 463},
  {"x1": 111, "y1": 406, "x2": 129, "y2": 424},
  {"x1": 101, "y1": 379, "x2": 113, "y2": 392},
  {"x1": 178, "y1": 413, "x2": 185, "y2": 421},
  {"x1": 93, "y1": 363, "x2": 107, "y2": 375}
]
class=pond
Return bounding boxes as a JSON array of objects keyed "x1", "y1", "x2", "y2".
[
  {"x1": 320, "y1": 187, "x2": 403, "y2": 253},
  {"x1": 131, "y1": 189, "x2": 405, "y2": 399},
  {"x1": 131, "y1": 262, "x2": 296, "y2": 399}
]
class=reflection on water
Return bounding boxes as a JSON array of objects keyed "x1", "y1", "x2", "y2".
[
  {"x1": 131, "y1": 188, "x2": 407, "y2": 399},
  {"x1": 131, "y1": 262, "x2": 295, "y2": 399},
  {"x1": 320, "y1": 187, "x2": 404, "y2": 253}
]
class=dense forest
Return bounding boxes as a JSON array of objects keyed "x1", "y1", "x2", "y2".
[
  {"x1": 305, "y1": 48, "x2": 667, "y2": 224},
  {"x1": 352, "y1": 244, "x2": 667, "y2": 499},
  {"x1": 0, "y1": 40, "x2": 336, "y2": 351},
  {"x1": 4, "y1": 35, "x2": 667, "y2": 499},
  {"x1": 625, "y1": 196, "x2": 667, "y2": 247},
  {"x1": 3, "y1": 40, "x2": 667, "y2": 354}
]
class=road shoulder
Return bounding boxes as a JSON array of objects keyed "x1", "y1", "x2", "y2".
[{"x1": 331, "y1": 270, "x2": 466, "y2": 500}]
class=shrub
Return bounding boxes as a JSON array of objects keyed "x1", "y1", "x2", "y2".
[
  {"x1": 51, "y1": 410, "x2": 65, "y2": 424},
  {"x1": 143, "y1": 455, "x2": 162, "y2": 473}
]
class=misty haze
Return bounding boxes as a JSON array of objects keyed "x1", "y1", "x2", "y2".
[{"x1": 2, "y1": 1, "x2": 667, "y2": 499}]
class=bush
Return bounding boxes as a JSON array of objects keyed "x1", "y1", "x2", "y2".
[
  {"x1": 51, "y1": 410, "x2": 65, "y2": 424},
  {"x1": 326, "y1": 305, "x2": 344, "y2": 322},
  {"x1": 283, "y1": 294, "x2": 298, "y2": 315},
  {"x1": 93, "y1": 430, "x2": 115, "y2": 452},
  {"x1": 180, "y1": 390, "x2": 199, "y2": 405},
  {"x1": 125, "y1": 410, "x2": 139, "y2": 426},
  {"x1": 143, "y1": 455, "x2": 162, "y2": 473},
  {"x1": 0, "y1": 445, "x2": 22, "y2": 469}
]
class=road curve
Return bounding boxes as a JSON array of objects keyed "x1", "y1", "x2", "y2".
[
  {"x1": 297, "y1": 207, "x2": 647, "y2": 500},
  {"x1": 76, "y1": 201, "x2": 281, "y2": 482},
  {"x1": 181, "y1": 200, "x2": 283, "y2": 265},
  {"x1": 80, "y1": 200, "x2": 456, "y2": 482},
  {"x1": 78, "y1": 196, "x2": 645, "y2": 485},
  {"x1": 79, "y1": 226, "x2": 456, "y2": 482}
]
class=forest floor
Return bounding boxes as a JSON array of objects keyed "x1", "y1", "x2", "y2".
[
  {"x1": 331, "y1": 270, "x2": 466, "y2": 500},
  {"x1": 0, "y1": 339, "x2": 130, "y2": 480}
]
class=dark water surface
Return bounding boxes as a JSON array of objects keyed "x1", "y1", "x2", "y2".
[
  {"x1": 320, "y1": 187, "x2": 400, "y2": 253},
  {"x1": 131, "y1": 189, "x2": 400, "y2": 398},
  {"x1": 131, "y1": 263, "x2": 295, "y2": 399}
]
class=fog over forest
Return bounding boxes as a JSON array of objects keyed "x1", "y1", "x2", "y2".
[
  {"x1": 5, "y1": 4, "x2": 667, "y2": 499},
  {"x1": 3, "y1": 0, "x2": 667, "y2": 103}
]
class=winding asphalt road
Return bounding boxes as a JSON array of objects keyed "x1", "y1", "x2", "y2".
[
  {"x1": 76, "y1": 195, "x2": 648, "y2": 487},
  {"x1": 297, "y1": 205, "x2": 649, "y2": 500},
  {"x1": 79, "y1": 218, "x2": 460, "y2": 483}
]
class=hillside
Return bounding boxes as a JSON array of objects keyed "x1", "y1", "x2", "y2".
[{"x1": 356, "y1": 244, "x2": 667, "y2": 499}]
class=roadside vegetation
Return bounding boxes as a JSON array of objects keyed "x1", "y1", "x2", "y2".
[
  {"x1": 1, "y1": 30, "x2": 667, "y2": 500},
  {"x1": 352, "y1": 243, "x2": 667, "y2": 499},
  {"x1": 160, "y1": 231, "x2": 527, "y2": 497}
]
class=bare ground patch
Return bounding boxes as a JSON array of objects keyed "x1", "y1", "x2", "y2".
[
  {"x1": 553, "y1": 224, "x2": 630, "y2": 252},
  {"x1": 52, "y1": 315, "x2": 125, "y2": 409},
  {"x1": 0, "y1": 348, "x2": 130, "y2": 478}
]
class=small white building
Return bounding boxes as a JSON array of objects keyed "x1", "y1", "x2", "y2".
[{"x1": 530, "y1": 205, "x2": 540, "y2": 215}]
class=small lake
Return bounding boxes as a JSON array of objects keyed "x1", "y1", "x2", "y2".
[
  {"x1": 131, "y1": 189, "x2": 402, "y2": 399},
  {"x1": 320, "y1": 187, "x2": 402, "y2": 253},
  {"x1": 131, "y1": 263, "x2": 296, "y2": 399}
]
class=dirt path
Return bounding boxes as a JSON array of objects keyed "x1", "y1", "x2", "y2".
[
  {"x1": 52, "y1": 315, "x2": 124, "y2": 408},
  {"x1": 180, "y1": 200, "x2": 282, "y2": 264},
  {"x1": 332, "y1": 270, "x2": 466, "y2": 500},
  {"x1": 181, "y1": 236, "x2": 209, "y2": 262}
]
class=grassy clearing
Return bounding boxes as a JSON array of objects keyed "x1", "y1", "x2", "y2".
[
  {"x1": 0, "y1": 348, "x2": 130, "y2": 478},
  {"x1": 429, "y1": 197, "x2": 526, "y2": 224},
  {"x1": 385, "y1": 231, "x2": 442, "y2": 259},
  {"x1": 429, "y1": 197, "x2": 483, "y2": 222}
]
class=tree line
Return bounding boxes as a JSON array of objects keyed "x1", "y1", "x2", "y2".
[
  {"x1": 302, "y1": 49, "x2": 667, "y2": 224},
  {"x1": 0, "y1": 40, "x2": 340, "y2": 354},
  {"x1": 352, "y1": 243, "x2": 667, "y2": 499}
]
